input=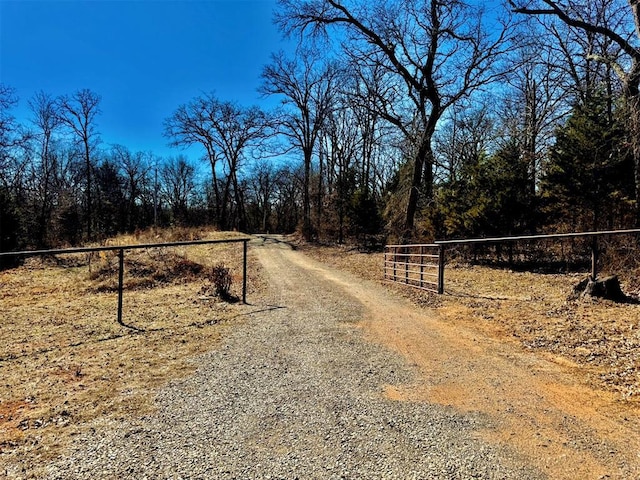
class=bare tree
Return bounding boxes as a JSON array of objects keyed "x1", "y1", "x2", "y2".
[
  {"x1": 345, "y1": 63, "x2": 388, "y2": 198},
  {"x1": 509, "y1": 0, "x2": 640, "y2": 222},
  {"x1": 0, "y1": 85, "x2": 21, "y2": 151},
  {"x1": 160, "y1": 155, "x2": 196, "y2": 224},
  {"x1": 320, "y1": 93, "x2": 361, "y2": 242},
  {"x1": 110, "y1": 145, "x2": 151, "y2": 231},
  {"x1": 273, "y1": 163, "x2": 303, "y2": 232},
  {"x1": 434, "y1": 103, "x2": 496, "y2": 185},
  {"x1": 56, "y1": 89, "x2": 101, "y2": 239},
  {"x1": 164, "y1": 98, "x2": 221, "y2": 223},
  {"x1": 0, "y1": 84, "x2": 30, "y2": 257},
  {"x1": 0, "y1": 85, "x2": 31, "y2": 190},
  {"x1": 28, "y1": 91, "x2": 62, "y2": 245},
  {"x1": 246, "y1": 158, "x2": 277, "y2": 232},
  {"x1": 260, "y1": 49, "x2": 341, "y2": 240},
  {"x1": 138, "y1": 154, "x2": 163, "y2": 227},
  {"x1": 278, "y1": 0, "x2": 515, "y2": 238},
  {"x1": 164, "y1": 94, "x2": 270, "y2": 230},
  {"x1": 498, "y1": 38, "x2": 570, "y2": 203}
]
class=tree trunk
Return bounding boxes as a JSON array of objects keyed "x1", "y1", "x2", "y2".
[
  {"x1": 302, "y1": 147, "x2": 314, "y2": 241},
  {"x1": 317, "y1": 141, "x2": 324, "y2": 239},
  {"x1": 37, "y1": 139, "x2": 51, "y2": 247},
  {"x1": 85, "y1": 141, "x2": 92, "y2": 240},
  {"x1": 261, "y1": 178, "x2": 269, "y2": 233},
  {"x1": 572, "y1": 275, "x2": 628, "y2": 302},
  {"x1": 631, "y1": 95, "x2": 640, "y2": 227},
  {"x1": 404, "y1": 132, "x2": 434, "y2": 238}
]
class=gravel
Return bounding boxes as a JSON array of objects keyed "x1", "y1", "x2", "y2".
[{"x1": 44, "y1": 238, "x2": 544, "y2": 479}]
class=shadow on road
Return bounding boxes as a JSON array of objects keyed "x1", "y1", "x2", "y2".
[{"x1": 254, "y1": 234, "x2": 297, "y2": 250}]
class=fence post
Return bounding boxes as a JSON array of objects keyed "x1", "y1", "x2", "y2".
[
  {"x1": 438, "y1": 245, "x2": 445, "y2": 294},
  {"x1": 404, "y1": 246, "x2": 409, "y2": 284},
  {"x1": 393, "y1": 246, "x2": 397, "y2": 280},
  {"x1": 383, "y1": 248, "x2": 387, "y2": 280},
  {"x1": 420, "y1": 245, "x2": 425, "y2": 288},
  {"x1": 117, "y1": 248, "x2": 125, "y2": 326},
  {"x1": 591, "y1": 236, "x2": 598, "y2": 280},
  {"x1": 242, "y1": 240, "x2": 248, "y2": 304}
]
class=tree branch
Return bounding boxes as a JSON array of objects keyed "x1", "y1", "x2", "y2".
[{"x1": 510, "y1": 0, "x2": 640, "y2": 62}]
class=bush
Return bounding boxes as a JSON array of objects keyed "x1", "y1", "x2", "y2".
[{"x1": 210, "y1": 263, "x2": 233, "y2": 300}]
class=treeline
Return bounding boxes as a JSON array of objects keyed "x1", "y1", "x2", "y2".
[
  {"x1": 270, "y1": 0, "x2": 640, "y2": 242},
  {"x1": 2, "y1": 0, "x2": 640, "y2": 255},
  {"x1": 0, "y1": 87, "x2": 304, "y2": 254}
]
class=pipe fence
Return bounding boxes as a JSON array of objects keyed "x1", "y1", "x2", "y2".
[
  {"x1": 384, "y1": 244, "x2": 444, "y2": 294},
  {"x1": 385, "y1": 229, "x2": 640, "y2": 295},
  {"x1": 0, "y1": 237, "x2": 251, "y2": 328}
]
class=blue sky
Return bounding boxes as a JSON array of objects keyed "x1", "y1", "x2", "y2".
[{"x1": 0, "y1": 0, "x2": 293, "y2": 158}]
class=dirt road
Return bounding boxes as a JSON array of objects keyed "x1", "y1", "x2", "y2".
[
  {"x1": 257, "y1": 236, "x2": 640, "y2": 478},
  {"x1": 43, "y1": 236, "x2": 639, "y2": 479}
]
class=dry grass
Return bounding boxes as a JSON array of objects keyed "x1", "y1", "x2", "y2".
[
  {"x1": 5, "y1": 230, "x2": 639, "y2": 474},
  {"x1": 300, "y1": 242, "x2": 640, "y2": 402},
  {"x1": 0, "y1": 228, "x2": 262, "y2": 475}
]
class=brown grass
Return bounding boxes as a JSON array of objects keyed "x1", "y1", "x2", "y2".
[
  {"x1": 300, "y1": 242, "x2": 640, "y2": 402},
  {"x1": 0, "y1": 228, "x2": 262, "y2": 476}
]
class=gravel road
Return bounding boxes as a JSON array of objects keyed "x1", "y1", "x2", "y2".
[{"x1": 44, "y1": 236, "x2": 543, "y2": 479}]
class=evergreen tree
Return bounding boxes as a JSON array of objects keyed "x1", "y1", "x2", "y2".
[
  {"x1": 541, "y1": 96, "x2": 634, "y2": 231},
  {"x1": 436, "y1": 139, "x2": 532, "y2": 238}
]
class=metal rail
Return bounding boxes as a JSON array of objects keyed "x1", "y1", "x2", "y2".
[
  {"x1": 385, "y1": 229, "x2": 640, "y2": 295},
  {"x1": 435, "y1": 228, "x2": 640, "y2": 281},
  {"x1": 0, "y1": 237, "x2": 251, "y2": 328},
  {"x1": 434, "y1": 228, "x2": 640, "y2": 245},
  {"x1": 384, "y1": 244, "x2": 444, "y2": 294},
  {"x1": 0, "y1": 237, "x2": 250, "y2": 257}
]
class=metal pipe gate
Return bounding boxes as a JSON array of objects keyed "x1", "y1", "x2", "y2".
[{"x1": 384, "y1": 244, "x2": 445, "y2": 294}]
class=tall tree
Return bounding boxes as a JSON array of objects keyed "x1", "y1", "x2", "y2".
[
  {"x1": 436, "y1": 137, "x2": 532, "y2": 239},
  {"x1": 56, "y1": 89, "x2": 101, "y2": 239},
  {"x1": 0, "y1": 85, "x2": 31, "y2": 191},
  {"x1": 0, "y1": 85, "x2": 28, "y2": 259},
  {"x1": 346, "y1": 63, "x2": 392, "y2": 200},
  {"x1": 509, "y1": 0, "x2": 640, "y2": 223},
  {"x1": 94, "y1": 158, "x2": 125, "y2": 237},
  {"x1": 0, "y1": 85, "x2": 23, "y2": 151},
  {"x1": 164, "y1": 94, "x2": 270, "y2": 230},
  {"x1": 29, "y1": 91, "x2": 62, "y2": 246},
  {"x1": 541, "y1": 95, "x2": 633, "y2": 231},
  {"x1": 499, "y1": 40, "x2": 569, "y2": 204},
  {"x1": 278, "y1": 0, "x2": 514, "y2": 238},
  {"x1": 434, "y1": 104, "x2": 495, "y2": 186},
  {"x1": 261, "y1": 50, "x2": 340, "y2": 240},
  {"x1": 273, "y1": 163, "x2": 302, "y2": 233},
  {"x1": 321, "y1": 95, "x2": 360, "y2": 242},
  {"x1": 160, "y1": 155, "x2": 196, "y2": 224},
  {"x1": 110, "y1": 145, "x2": 151, "y2": 231},
  {"x1": 245, "y1": 159, "x2": 277, "y2": 232}
]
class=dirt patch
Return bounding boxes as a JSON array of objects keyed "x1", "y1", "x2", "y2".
[
  {"x1": 302, "y1": 243, "x2": 640, "y2": 401},
  {"x1": 301, "y1": 242, "x2": 640, "y2": 478},
  {"x1": 0, "y1": 229, "x2": 264, "y2": 477}
]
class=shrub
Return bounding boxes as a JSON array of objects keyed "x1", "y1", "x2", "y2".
[{"x1": 210, "y1": 263, "x2": 233, "y2": 300}]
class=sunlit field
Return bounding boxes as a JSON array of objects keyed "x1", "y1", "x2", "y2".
[{"x1": 0, "y1": 228, "x2": 262, "y2": 475}]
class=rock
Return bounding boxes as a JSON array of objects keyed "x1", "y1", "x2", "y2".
[{"x1": 571, "y1": 275, "x2": 628, "y2": 302}]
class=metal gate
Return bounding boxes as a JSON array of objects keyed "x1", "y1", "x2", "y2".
[{"x1": 384, "y1": 244, "x2": 444, "y2": 294}]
